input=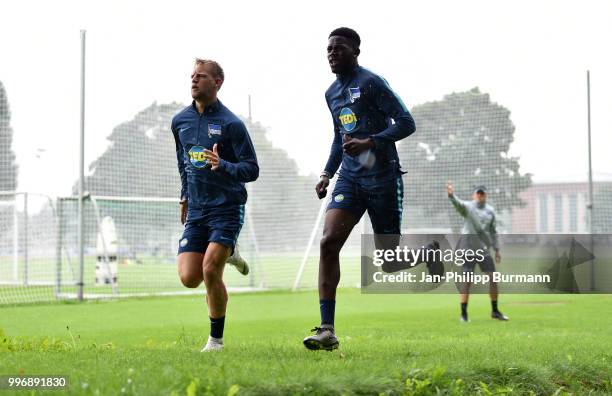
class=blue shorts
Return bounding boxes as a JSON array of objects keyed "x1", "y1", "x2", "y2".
[
  {"x1": 327, "y1": 175, "x2": 403, "y2": 234},
  {"x1": 178, "y1": 204, "x2": 244, "y2": 255}
]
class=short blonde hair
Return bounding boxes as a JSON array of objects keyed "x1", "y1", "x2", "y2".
[{"x1": 194, "y1": 58, "x2": 225, "y2": 86}]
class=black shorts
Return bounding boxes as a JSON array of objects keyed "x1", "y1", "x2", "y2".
[
  {"x1": 177, "y1": 205, "x2": 244, "y2": 255},
  {"x1": 327, "y1": 175, "x2": 403, "y2": 234},
  {"x1": 462, "y1": 254, "x2": 496, "y2": 273},
  {"x1": 455, "y1": 234, "x2": 496, "y2": 272}
]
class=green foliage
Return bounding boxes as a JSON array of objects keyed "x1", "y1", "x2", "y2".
[
  {"x1": 0, "y1": 327, "x2": 74, "y2": 353},
  {"x1": 75, "y1": 102, "x2": 184, "y2": 198},
  {"x1": 399, "y1": 88, "x2": 532, "y2": 231},
  {"x1": 70, "y1": 102, "x2": 319, "y2": 253},
  {"x1": 245, "y1": 120, "x2": 319, "y2": 251},
  {"x1": 0, "y1": 81, "x2": 18, "y2": 238},
  {"x1": 0, "y1": 81, "x2": 18, "y2": 192}
]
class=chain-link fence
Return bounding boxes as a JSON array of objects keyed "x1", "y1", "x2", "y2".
[{"x1": 1, "y1": 34, "x2": 611, "y2": 304}]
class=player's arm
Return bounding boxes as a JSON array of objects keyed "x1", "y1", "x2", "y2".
[
  {"x1": 490, "y1": 211, "x2": 501, "y2": 263},
  {"x1": 207, "y1": 121, "x2": 259, "y2": 182},
  {"x1": 368, "y1": 75, "x2": 416, "y2": 147},
  {"x1": 323, "y1": 127, "x2": 343, "y2": 178},
  {"x1": 172, "y1": 119, "x2": 188, "y2": 224},
  {"x1": 447, "y1": 183, "x2": 468, "y2": 218},
  {"x1": 323, "y1": 100, "x2": 343, "y2": 178},
  {"x1": 317, "y1": 106, "x2": 343, "y2": 198},
  {"x1": 316, "y1": 127, "x2": 341, "y2": 198}
]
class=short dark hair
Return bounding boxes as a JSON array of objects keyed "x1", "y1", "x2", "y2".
[{"x1": 329, "y1": 27, "x2": 360, "y2": 48}]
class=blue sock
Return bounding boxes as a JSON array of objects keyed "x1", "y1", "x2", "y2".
[
  {"x1": 319, "y1": 299, "x2": 336, "y2": 326},
  {"x1": 210, "y1": 316, "x2": 225, "y2": 339}
]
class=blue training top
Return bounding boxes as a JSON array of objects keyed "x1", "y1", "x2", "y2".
[
  {"x1": 323, "y1": 66, "x2": 416, "y2": 184},
  {"x1": 171, "y1": 100, "x2": 259, "y2": 209}
]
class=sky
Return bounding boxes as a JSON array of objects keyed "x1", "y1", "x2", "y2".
[{"x1": 1, "y1": 0, "x2": 611, "y2": 197}]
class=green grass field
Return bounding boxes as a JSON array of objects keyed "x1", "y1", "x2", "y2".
[
  {"x1": 1, "y1": 290, "x2": 611, "y2": 395},
  {"x1": 0, "y1": 254, "x2": 364, "y2": 304}
]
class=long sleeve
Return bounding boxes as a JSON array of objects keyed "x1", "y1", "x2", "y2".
[
  {"x1": 323, "y1": 122, "x2": 343, "y2": 178},
  {"x1": 217, "y1": 121, "x2": 259, "y2": 183},
  {"x1": 368, "y1": 76, "x2": 416, "y2": 148},
  {"x1": 449, "y1": 194, "x2": 468, "y2": 218},
  {"x1": 171, "y1": 120, "x2": 188, "y2": 201}
]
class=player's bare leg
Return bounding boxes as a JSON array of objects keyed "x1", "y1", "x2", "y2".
[
  {"x1": 177, "y1": 252, "x2": 204, "y2": 288},
  {"x1": 178, "y1": 245, "x2": 231, "y2": 351},
  {"x1": 200, "y1": 242, "x2": 231, "y2": 351},
  {"x1": 203, "y1": 242, "x2": 231, "y2": 318},
  {"x1": 304, "y1": 208, "x2": 358, "y2": 351},
  {"x1": 319, "y1": 208, "x2": 359, "y2": 300}
]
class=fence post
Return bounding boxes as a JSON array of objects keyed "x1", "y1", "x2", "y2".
[
  {"x1": 12, "y1": 192, "x2": 18, "y2": 283},
  {"x1": 23, "y1": 192, "x2": 28, "y2": 286},
  {"x1": 55, "y1": 198, "x2": 63, "y2": 298}
]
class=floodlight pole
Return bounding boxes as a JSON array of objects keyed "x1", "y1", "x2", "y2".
[
  {"x1": 586, "y1": 70, "x2": 594, "y2": 292},
  {"x1": 77, "y1": 30, "x2": 86, "y2": 301}
]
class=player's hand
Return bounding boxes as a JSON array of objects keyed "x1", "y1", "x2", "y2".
[
  {"x1": 315, "y1": 176, "x2": 329, "y2": 199},
  {"x1": 342, "y1": 136, "x2": 374, "y2": 156},
  {"x1": 447, "y1": 182, "x2": 454, "y2": 197},
  {"x1": 203, "y1": 144, "x2": 220, "y2": 170},
  {"x1": 495, "y1": 249, "x2": 501, "y2": 264},
  {"x1": 179, "y1": 198, "x2": 188, "y2": 225}
]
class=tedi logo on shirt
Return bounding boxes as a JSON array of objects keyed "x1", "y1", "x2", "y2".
[
  {"x1": 188, "y1": 146, "x2": 208, "y2": 168},
  {"x1": 339, "y1": 107, "x2": 357, "y2": 132},
  {"x1": 208, "y1": 123, "x2": 222, "y2": 138}
]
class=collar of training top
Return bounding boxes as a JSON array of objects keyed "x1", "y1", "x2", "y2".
[
  {"x1": 190, "y1": 99, "x2": 221, "y2": 114},
  {"x1": 337, "y1": 65, "x2": 361, "y2": 82}
]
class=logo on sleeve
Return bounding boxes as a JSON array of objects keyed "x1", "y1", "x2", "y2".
[
  {"x1": 208, "y1": 123, "x2": 222, "y2": 138},
  {"x1": 349, "y1": 87, "x2": 361, "y2": 103},
  {"x1": 188, "y1": 146, "x2": 208, "y2": 168},
  {"x1": 339, "y1": 108, "x2": 357, "y2": 132}
]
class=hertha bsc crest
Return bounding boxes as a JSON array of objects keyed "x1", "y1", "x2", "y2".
[
  {"x1": 208, "y1": 123, "x2": 222, "y2": 138},
  {"x1": 349, "y1": 87, "x2": 361, "y2": 103}
]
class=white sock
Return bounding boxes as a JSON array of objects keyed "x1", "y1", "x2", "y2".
[{"x1": 207, "y1": 335, "x2": 223, "y2": 345}]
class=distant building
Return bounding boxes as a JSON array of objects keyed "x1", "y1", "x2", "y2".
[{"x1": 510, "y1": 182, "x2": 611, "y2": 234}]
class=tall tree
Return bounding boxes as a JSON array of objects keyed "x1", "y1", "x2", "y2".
[
  {"x1": 398, "y1": 88, "x2": 532, "y2": 231},
  {"x1": 243, "y1": 119, "x2": 319, "y2": 251},
  {"x1": 76, "y1": 101, "x2": 184, "y2": 197},
  {"x1": 0, "y1": 81, "x2": 18, "y2": 192},
  {"x1": 74, "y1": 102, "x2": 319, "y2": 253}
]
